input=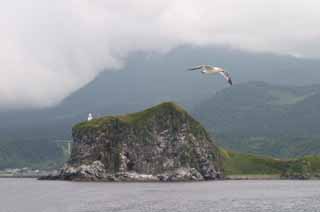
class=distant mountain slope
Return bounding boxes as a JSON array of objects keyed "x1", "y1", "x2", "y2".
[
  {"x1": 194, "y1": 81, "x2": 320, "y2": 137},
  {"x1": 216, "y1": 135, "x2": 320, "y2": 159},
  {"x1": 0, "y1": 139, "x2": 67, "y2": 169},
  {"x1": 193, "y1": 81, "x2": 320, "y2": 158}
]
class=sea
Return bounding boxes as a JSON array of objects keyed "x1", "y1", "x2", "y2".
[{"x1": 1, "y1": 178, "x2": 320, "y2": 212}]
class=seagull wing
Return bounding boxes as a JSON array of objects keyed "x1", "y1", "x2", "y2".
[
  {"x1": 188, "y1": 65, "x2": 204, "y2": 71},
  {"x1": 219, "y1": 71, "x2": 233, "y2": 85},
  {"x1": 204, "y1": 65, "x2": 214, "y2": 70}
]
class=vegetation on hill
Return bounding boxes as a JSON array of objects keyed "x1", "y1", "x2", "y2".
[
  {"x1": 222, "y1": 149, "x2": 320, "y2": 179},
  {"x1": 74, "y1": 102, "x2": 206, "y2": 139},
  {"x1": 194, "y1": 81, "x2": 320, "y2": 137},
  {"x1": 222, "y1": 150, "x2": 286, "y2": 175},
  {"x1": 193, "y1": 81, "x2": 320, "y2": 158},
  {"x1": 74, "y1": 102, "x2": 186, "y2": 130},
  {"x1": 0, "y1": 139, "x2": 68, "y2": 169},
  {"x1": 216, "y1": 135, "x2": 320, "y2": 159}
]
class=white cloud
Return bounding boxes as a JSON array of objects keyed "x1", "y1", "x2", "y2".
[{"x1": 1, "y1": 0, "x2": 320, "y2": 108}]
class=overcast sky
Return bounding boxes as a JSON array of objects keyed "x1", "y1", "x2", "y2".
[{"x1": 1, "y1": 0, "x2": 320, "y2": 108}]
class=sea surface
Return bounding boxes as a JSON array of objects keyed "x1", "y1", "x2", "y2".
[{"x1": 1, "y1": 178, "x2": 320, "y2": 212}]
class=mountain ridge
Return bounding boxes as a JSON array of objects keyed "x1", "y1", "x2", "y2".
[{"x1": 193, "y1": 81, "x2": 320, "y2": 158}]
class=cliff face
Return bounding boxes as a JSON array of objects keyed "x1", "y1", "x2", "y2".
[{"x1": 53, "y1": 102, "x2": 223, "y2": 181}]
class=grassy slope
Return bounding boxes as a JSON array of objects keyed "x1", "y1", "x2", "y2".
[
  {"x1": 73, "y1": 102, "x2": 206, "y2": 138},
  {"x1": 216, "y1": 135, "x2": 320, "y2": 159},
  {"x1": 222, "y1": 150, "x2": 286, "y2": 175},
  {"x1": 74, "y1": 102, "x2": 186, "y2": 130},
  {"x1": 222, "y1": 148, "x2": 320, "y2": 178},
  {"x1": 193, "y1": 82, "x2": 320, "y2": 158}
]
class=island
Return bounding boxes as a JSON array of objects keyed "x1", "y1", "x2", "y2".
[
  {"x1": 41, "y1": 102, "x2": 320, "y2": 181},
  {"x1": 42, "y1": 102, "x2": 224, "y2": 181}
]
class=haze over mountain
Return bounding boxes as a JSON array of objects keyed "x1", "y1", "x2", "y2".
[{"x1": 3, "y1": 0, "x2": 320, "y2": 109}]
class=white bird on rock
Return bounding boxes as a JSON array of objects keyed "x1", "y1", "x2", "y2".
[{"x1": 188, "y1": 65, "x2": 233, "y2": 85}]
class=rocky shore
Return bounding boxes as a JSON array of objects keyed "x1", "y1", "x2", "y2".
[{"x1": 40, "y1": 160, "x2": 220, "y2": 182}]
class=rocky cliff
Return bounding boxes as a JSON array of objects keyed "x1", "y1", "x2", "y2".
[{"x1": 45, "y1": 102, "x2": 223, "y2": 181}]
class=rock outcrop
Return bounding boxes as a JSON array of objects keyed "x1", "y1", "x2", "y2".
[{"x1": 43, "y1": 102, "x2": 223, "y2": 181}]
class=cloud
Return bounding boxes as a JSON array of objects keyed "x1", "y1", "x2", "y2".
[{"x1": 1, "y1": 0, "x2": 320, "y2": 108}]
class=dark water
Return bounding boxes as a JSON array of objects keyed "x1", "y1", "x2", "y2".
[{"x1": 1, "y1": 178, "x2": 320, "y2": 212}]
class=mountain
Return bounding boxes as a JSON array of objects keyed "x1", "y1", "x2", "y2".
[
  {"x1": 0, "y1": 139, "x2": 68, "y2": 169},
  {"x1": 2, "y1": 46, "x2": 320, "y2": 140},
  {"x1": 193, "y1": 81, "x2": 320, "y2": 158},
  {"x1": 2, "y1": 45, "x2": 320, "y2": 168},
  {"x1": 45, "y1": 102, "x2": 223, "y2": 181}
]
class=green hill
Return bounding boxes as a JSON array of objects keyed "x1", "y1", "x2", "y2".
[
  {"x1": 193, "y1": 82, "x2": 320, "y2": 158},
  {"x1": 222, "y1": 149, "x2": 320, "y2": 179},
  {"x1": 0, "y1": 139, "x2": 68, "y2": 169}
]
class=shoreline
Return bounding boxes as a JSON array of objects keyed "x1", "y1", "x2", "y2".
[
  {"x1": 2, "y1": 175, "x2": 318, "y2": 181},
  {"x1": 0, "y1": 175, "x2": 40, "y2": 178},
  {"x1": 225, "y1": 175, "x2": 282, "y2": 180}
]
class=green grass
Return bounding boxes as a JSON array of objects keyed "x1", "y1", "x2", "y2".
[
  {"x1": 74, "y1": 102, "x2": 186, "y2": 131},
  {"x1": 222, "y1": 150, "x2": 287, "y2": 175},
  {"x1": 72, "y1": 101, "x2": 208, "y2": 138},
  {"x1": 300, "y1": 156, "x2": 320, "y2": 173},
  {"x1": 222, "y1": 149, "x2": 320, "y2": 178},
  {"x1": 215, "y1": 135, "x2": 320, "y2": 159},
  {"x1": 120, "y1": 102, "x2": 185, "y2": 123}
]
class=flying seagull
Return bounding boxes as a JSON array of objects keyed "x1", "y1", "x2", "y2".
[{"x1": 188, "y1": 65, "x2": 233, "y2": 85}]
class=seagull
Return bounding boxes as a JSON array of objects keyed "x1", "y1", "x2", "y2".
[
  {"x1": 188, "y1": 65, "x2": 233, "y2": 85},
  {"x1": 88, "y1": 113, "x2": 93, "y2": 121}
]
